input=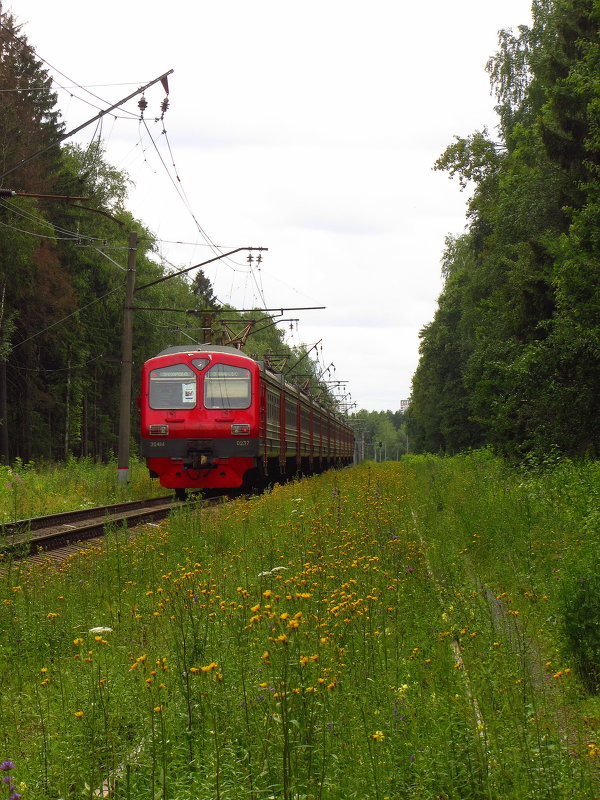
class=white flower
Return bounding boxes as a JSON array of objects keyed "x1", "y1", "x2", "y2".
[
  {"x1": 258, "y1": 566, "x2": 288, "y2": 578},
  {"x1": 88, "y1": 626, "x2": 113, "y2": 635}
]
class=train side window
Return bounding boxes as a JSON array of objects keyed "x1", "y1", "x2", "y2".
[
  {"x1": 149, "y1": 364, "x2": 197, "y2": 409},
  {"x1": 205, "y1": 364, "x2": 251, "y2": 409},
  {"x1": 267, "y1": 391, "x2": 279, "y2": 421}
]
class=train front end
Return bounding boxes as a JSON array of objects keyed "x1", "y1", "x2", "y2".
[{"x1": 140, "y1": 346, "x2": 260, "y2": 493}]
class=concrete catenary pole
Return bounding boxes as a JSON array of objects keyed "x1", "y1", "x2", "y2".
[{"x1": 117, "y1": 231, "x2": 137, "y2": 484}]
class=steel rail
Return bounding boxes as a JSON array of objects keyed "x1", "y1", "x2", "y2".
[{"x1": 0, "y1": 496, "x2": 178, "y2": 558}]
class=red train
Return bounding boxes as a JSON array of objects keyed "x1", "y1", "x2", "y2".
[{"x1": 140, "y1": 345, "x2": 355, "y2": 496}]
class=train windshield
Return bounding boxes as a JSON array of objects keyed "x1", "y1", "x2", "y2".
[
  {"x1": 149, "y1": 364, "x2": 197, "y2": 409},
  {"x1": 204, "y1": 363, "x2": 251, "y2": 409}
]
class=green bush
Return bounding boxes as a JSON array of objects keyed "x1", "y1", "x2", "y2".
[{"x1": 562, "y1": 572, "x2": 600, "y2": 694}]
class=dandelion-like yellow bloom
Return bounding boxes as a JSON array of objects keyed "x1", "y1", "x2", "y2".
[
  {"x1": 74, "y1": 711, "x2": 84, "y2": 719},
  {"x1": 371, "y1": 730, "x2": 385, "y2": 741},
  {"x1": 201, "y1": 662, "x2": 218, "y2": 672}
]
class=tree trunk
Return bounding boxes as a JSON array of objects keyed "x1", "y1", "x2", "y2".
[
  {"x1": 64, "y1": 349, "x2": 71, "y2": 459},
  {"x1": 0, "y1": 358, "x2": 8, "y2": 464}
]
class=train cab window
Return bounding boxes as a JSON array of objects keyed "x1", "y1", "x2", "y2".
[
  {"x1": 204, "y1": 364, "x2": 251, "y2": 409},
  {"x1": 149, "y1": 364, "x2": 197, "y2": 409}
]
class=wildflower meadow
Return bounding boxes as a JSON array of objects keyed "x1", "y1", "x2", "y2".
[{"x1": 0, "y1": 453, "x2": 598, "y2": 799}]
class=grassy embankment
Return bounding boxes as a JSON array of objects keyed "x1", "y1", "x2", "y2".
[
  {"x1": 0, "y1": 453, "x2": 598, "y2": 799},
  {"x1": 0, "y1": 457, "x2": 165, "y2": 524}
]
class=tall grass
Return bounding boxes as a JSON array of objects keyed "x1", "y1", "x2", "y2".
[
  {"x1": 0, "y1": 454, "x2": 598, "y2": 799},
  {"x1": 0, "y1": 457, "x2": 164, "y2": 523}
]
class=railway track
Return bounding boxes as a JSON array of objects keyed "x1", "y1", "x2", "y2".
[{"x1": 0, "y1": 496, "x2": 179, "y2": 559}]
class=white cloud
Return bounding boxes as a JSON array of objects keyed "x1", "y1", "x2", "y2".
[{"x1": 9, "y1": 0, "x2": 532, "y2": 410}]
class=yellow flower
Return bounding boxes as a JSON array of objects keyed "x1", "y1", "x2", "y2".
[
  {"x1": 74, "y1": 711, "x2": 84, "y2": 719},
  {"x1": 201, "y1": 662, "x2": 218, "y2": 672},
  {"x1": 371, "y1": 730, "x2": 385, "y2": 742},
  {"x1": 190, "y1": 667, "x2": 200, "y2": 674},
  {"x1": 153, "y1": 705, "x2": 163, "y2": 713},
  {"x1": 73, "y1": 638, "x2": 84, "y2": 646},
  {"x1": 587, "y1": 743, "x2": 600, "y2": 759}
]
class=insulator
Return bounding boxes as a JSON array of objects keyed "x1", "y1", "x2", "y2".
[
  {"x1": 138, "y1": 95, "x2": 148, "y2": 115},
  {"x1": 161, "y1": 97, "x2": 169, "y2": 115}
]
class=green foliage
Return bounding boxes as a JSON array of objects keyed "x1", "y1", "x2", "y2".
[
  {"x1": 350, "y1": 407, "x2": 407, "y2": 457},
  {"x1": 1, "y1": 457, "x2": 599, "y2": 798},
  {"x1": 410, "y1": 0, "x2": 600, "y2": 459},
  {"x1": 563, "y1": 572, "x2": 600, "y2": 693}
]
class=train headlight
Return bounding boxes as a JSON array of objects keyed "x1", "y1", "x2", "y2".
[
  {"x1": 231, "y1": 424, "x2": 250, "y2": 435},
  {"x1": 149, "y1": 424, "x2": 169, "y2": 436}
]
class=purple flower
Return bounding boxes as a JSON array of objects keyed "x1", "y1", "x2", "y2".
[
  {"x1": 10, "y1": 792, "x2": 21, "y2": 800},
  {"x1": 0, "y1": 762, "x2": 15, "y2": 771}
]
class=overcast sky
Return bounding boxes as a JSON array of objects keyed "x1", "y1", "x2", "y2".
[{"x1": 9, "y1": 0, "x2": 533, "y2": 412}]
